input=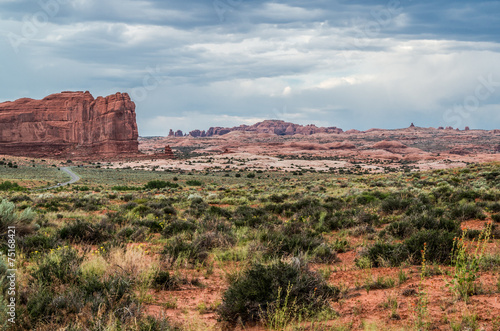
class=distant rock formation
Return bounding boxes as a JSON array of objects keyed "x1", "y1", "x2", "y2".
[
  {"x1": 189, "y1": 129, "x2": 206, "y2": 137},
  {"x1": 178, "y1": 120, "x2": 343, "y2": 137},
  {"x1": 465, "y1": 126, "x2": 470, "y2": 131},
  {"x1": 372, "y1": 140, "x2": 408, "y2": 150},
  {"x1": 410, "y1": 123, "x2": 415, "y2": 128},
  {"x1": 164, "y1": 145, "x2": 176, "y2": 159},
  {"x1": 174, "y1": 130, "x2": 184, "y2": 137},
  {"x1": 0, "y1": 91, "x2": 139, "y2": 158},
  {"x1": 168, "y1": 129, "x2": 175, "y2": 137}
]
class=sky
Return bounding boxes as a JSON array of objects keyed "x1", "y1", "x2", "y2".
[{"x1": 1, "y1": 0, "x2": 500, "y2": 136}]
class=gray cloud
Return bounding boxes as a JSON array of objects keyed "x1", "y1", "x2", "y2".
[{"x1": 0, "y1": 0, "x2": 499, "y2": 134}]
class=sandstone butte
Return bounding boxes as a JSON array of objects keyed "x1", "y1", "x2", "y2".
[{"x1": 0, "y1": 91, "x2": 139, "y2": 159}]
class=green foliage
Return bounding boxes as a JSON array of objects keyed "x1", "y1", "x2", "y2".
[
  {"x1": 0, "y1": 180, "x2": 25, "y2": 191},
  {"x1": 31, "y1": 247, "x2": 83, "y2": 284},
  {"x1": 59, "y1": 219, "x2": 113, "y2": 244},
  {"x1": 144, "y1": 180, "x2": 179, "y2": 190},
  {"x1": 152, "y1": 271, "x2": 179, "y2": 290},
  {"x1": 218, "y1": 259, "x2": 339, "y2": 325},
  {"x1": 186, "y1": 179, "x2": 203, "y2": 186}
]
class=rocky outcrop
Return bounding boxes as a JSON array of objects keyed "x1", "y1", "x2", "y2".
[
  {"x1": 0, "y1": 91, "x2": 139, "y2": 158},
  {"x1": 181, "y1": 120, "x2": 343, "y2": 137},
  {"x1": 189, "y1": 130, "x2": 206, "y2": 137},
  {"x1": 164, "y1": 145, "x2": 176, "y2": 159},
  {"x1": 372, "y1": 140, "x2": 408, "y2": 150}
]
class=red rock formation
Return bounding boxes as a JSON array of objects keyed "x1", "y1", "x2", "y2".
[
  {"x1": 168, "y1": 129, "x2": 175, "y2": 137},
  {"x1": 189, "y1": 129, "x2": 206, "y2": 137},
  {"x1": 465, "y1": 126, "x2": 470, "y2": 131},
  {"x1": 190, "y1": 120, "x2": 343, "y2": 137},
  {"x1": 0, "y1": 91, "x2": 139, "y2": 158},
  {"x1": 164, "y1": 145, "x2": 176, "y2": 159},
  {"x1": 326, "y1": 142, "x2": 356, "y2": 150},
  {"x1": 372, "y1": 140, "x2": 408, "y2": 150},
  {"x1": 174, "y1": 130, "x2": 184, "y2": 137}
]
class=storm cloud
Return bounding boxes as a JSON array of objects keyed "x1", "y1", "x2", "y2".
[{"x1": 1, "y1": 0, "x2": 499, "y2": 135}]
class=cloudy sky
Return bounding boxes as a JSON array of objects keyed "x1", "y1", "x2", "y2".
[{"x1": 1, "y1": 0, "x2": 499, "y2": 135}]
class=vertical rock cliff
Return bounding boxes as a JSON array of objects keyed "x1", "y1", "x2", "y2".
[{"x1": 0, "y1": 91, "x2": 139, "y2": 158}]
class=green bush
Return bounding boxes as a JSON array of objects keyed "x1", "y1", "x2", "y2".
[
  {"x1": 31, "y1": 247, "x2": 83, "y2": 285},
  {"x1": 449, "y1": 203, "x2": 485, "y2": 221},
  {"x1": 162, "y1": 219, "x2": 197, "y2": 237},
  {"x1": 367, "y1": 229, "x2": 456, "y2": 267},
  {"x1": 186, "y1": 180, "x2": 203, "y2": 186},
  {"x1": 0, "y1": 181, "x2": 25, "y2": 191},
  {"x1": 0, "y1": 199, "x2": 36, "y2": 237},
  {"x1": 19, "y1": 233, "x2": 57, "y2": 254},
  {"x1": 152, "y1": 271, "x2": 179, "y2": 290},
  {"x1": 144, "y1": 180, "x2": 179, "y2": 190},
  {"x1": 218, "y1": 260, "x2": 339, "y2": 325},
  {"x1": 137, "y1": 316, "x2": 178, "y2": 331},
  {"x1": 59, "y1": 219, "x2": 113, "y2": 244}
]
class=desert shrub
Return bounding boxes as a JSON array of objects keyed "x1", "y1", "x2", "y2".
[
  {"x1": 162, "y1": 235, "x2": 205, "y2": 263},
  {"x1": 218, "y1": 260, "x2": 339, "y2": 325},
  {"x1": 132, "y1": 204, "x2": 151, "y2": 217},
  {"x1": 0, "y1": 181, "x2": 25, "y2": 191},
  {"x1": 162, "y1": 219, "x2": 197, "y2": 237},
  {"x1": 449, "y1": 203, "x2": 485, "y2": 221},
  {"x1": 492, "y1": 213, "x2": 500, "y2": 223},
  {"x1": 0, "y1": 199, "x2": 36, "y2": 237},
  {"x1": 404, "y1": 229, "x2": 455, "y2": 264},
  {"x1": 384, "y1": 214, "x2": 458, "y2": 239},
  {"x1": 134, "y1": 219, "x2": 164, "y2": 233},
  {"x1": 137, "y1": 316, "x2": 178, "y2": 331},
  {"x1": 9, "y1": 195, "x2": 32, "y2": 203},
  {"x1": 18, "y1": 233, "x2": 57, "y2": 254},
  {"x1": 72, "y1": 195, "x2": 103, "y2": 211},
  {"x1": 355, "y1": 192, "x2": 378, "y2": 205},
  {"x1": 488, "y1": 202, "x2": 500, "y2": 213},
  {"x1": 186, "y1": 180, "x2": 203, "y2": 186},
  {"x1": 233, "y1": 206, "x2": 270, "y2": 227},
  {"x1": 193, "y1": 231, "x2": 236, "y2": 251},
  {"x1": 367, "y1": 230, "x2": 456, "y2": 267},
  {"x1": 111, "y1": 185, "x2": 141, "y2": 191},
  {"x1": 260, "y1": 221, "x2": 335, "y2": 262},
  {"x1": 365, "y1": 242, "x2": 406, "y2": 267},
  {"x1": 269, "y1": 194, "x2": 289, "y2": 203},
  {"x1": 31, "y1": 247, "x2": 83, "y2": 285},
  {"x1": 188, "y1": 198, "x2": 209, "y2": 217},
  {"x1": 59, "y1": 219, "x2": 113, "y2": 244},
  {"x1": 152, "y1": 271, "x2": 179, "y2": 290},
  {"x1": 380, "y1": 195, "x2": 411, "y2": 213},
  {"x1": 206, "y1": 205, "x2": 232, "y2": 219},
  {"x1": 79, "y1": 271, "x2": 139, "y2": 322},
  {"x1": 144, "y1": 180, "x2": 179, "y2": 190}
]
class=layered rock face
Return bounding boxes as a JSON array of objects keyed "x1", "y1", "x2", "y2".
[
  {"x1": 0, "y1": 91, "x2": 139, "y2": 158},
  {"x1": 184, "y1": 120, "x2": 343, "y2": 137}
]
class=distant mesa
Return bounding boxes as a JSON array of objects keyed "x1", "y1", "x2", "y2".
[
  {"x1": 0, "y1": 91, "x2": 139, "y2": 158},
  {"x1": 169, "y1": 120, "x2": 344, "y2": 137}
]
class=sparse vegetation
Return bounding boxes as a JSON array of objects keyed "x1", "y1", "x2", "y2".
[{"x1": 0, "y1": 161, "x2": 498, "y2": 329}]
